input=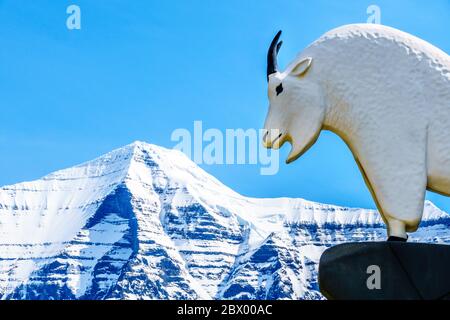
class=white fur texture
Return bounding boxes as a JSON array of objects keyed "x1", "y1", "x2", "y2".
[{"x1": 263, "y1": 24, "x2": 450, "y2": 238}]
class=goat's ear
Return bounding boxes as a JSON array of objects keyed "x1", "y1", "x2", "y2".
[{"x1": 291, "y1": 57, "x2": 313, "y2": 77}]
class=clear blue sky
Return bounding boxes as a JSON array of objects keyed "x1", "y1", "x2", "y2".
[{"x1": 1, "y1": 0, "x2": 450, "y2": 211}]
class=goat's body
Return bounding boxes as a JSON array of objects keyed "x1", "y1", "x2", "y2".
[{"x1": 298, "y1": 24, "x2": 450, "y2": 235}]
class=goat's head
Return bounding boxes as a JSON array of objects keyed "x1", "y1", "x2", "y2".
[{"x1": 263, "y1": 31, "x2": 325, "y2": 164}]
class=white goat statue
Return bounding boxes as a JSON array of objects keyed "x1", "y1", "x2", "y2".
[{"x1": 262, "y1": 24, "x2": 450, "y2": 241}]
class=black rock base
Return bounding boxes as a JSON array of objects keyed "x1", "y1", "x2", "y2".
[{"x1": 319, "y1": 242, "x2": 450, "y2": 300}]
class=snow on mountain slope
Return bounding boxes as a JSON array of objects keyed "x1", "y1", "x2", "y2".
[{"x1": 0, "y1": 141, "x2": 449, "y2": 300}]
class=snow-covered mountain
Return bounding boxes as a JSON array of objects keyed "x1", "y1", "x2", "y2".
[{"x1": 0, "y1": 141, "x2": 449, "y2": 300}]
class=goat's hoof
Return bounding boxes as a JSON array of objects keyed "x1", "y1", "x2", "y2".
[{"x1": 387, "y1": 236, "x2": 408, "y2": 242}]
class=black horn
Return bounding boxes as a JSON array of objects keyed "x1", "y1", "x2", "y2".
[{"x1": 267, "y1": 30, "x2": 282, "y2": 82}]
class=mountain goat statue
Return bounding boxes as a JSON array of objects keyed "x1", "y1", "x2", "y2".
[{"x1": 262, "y1": 24, "x2": 450, "y2": 241}]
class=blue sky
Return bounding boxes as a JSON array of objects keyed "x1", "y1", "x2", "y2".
[{"x1": 1, "y1": 0, "x2": 450, "y2": 211}]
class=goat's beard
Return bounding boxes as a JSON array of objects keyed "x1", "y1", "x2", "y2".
[
  {"x1": 286, "y1": 140, "x2": 303, "y2": 164},
  {"x1": 285, "y1": 130, "x2": 321, "y2": 164}
]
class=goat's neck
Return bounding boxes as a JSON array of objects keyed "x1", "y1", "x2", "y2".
[{"x1": 322, "y1": 83, "x2": 358, "y2": 144}]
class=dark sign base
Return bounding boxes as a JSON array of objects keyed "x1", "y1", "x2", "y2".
[{"x1": 319, "y1": 242, "x2": 450, "y2": 300}]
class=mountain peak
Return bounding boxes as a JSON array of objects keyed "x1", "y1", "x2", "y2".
[
  {"x1": 22, "y1": 141, "x2": 194, "y2": 188},
  {"x1": 0, "y1": 141, "x2": 449, "y2": 300}
]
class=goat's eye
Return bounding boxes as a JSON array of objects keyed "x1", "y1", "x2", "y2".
[{"x1": 276, "y1": 83, "x2": 283, "y2": 96}]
